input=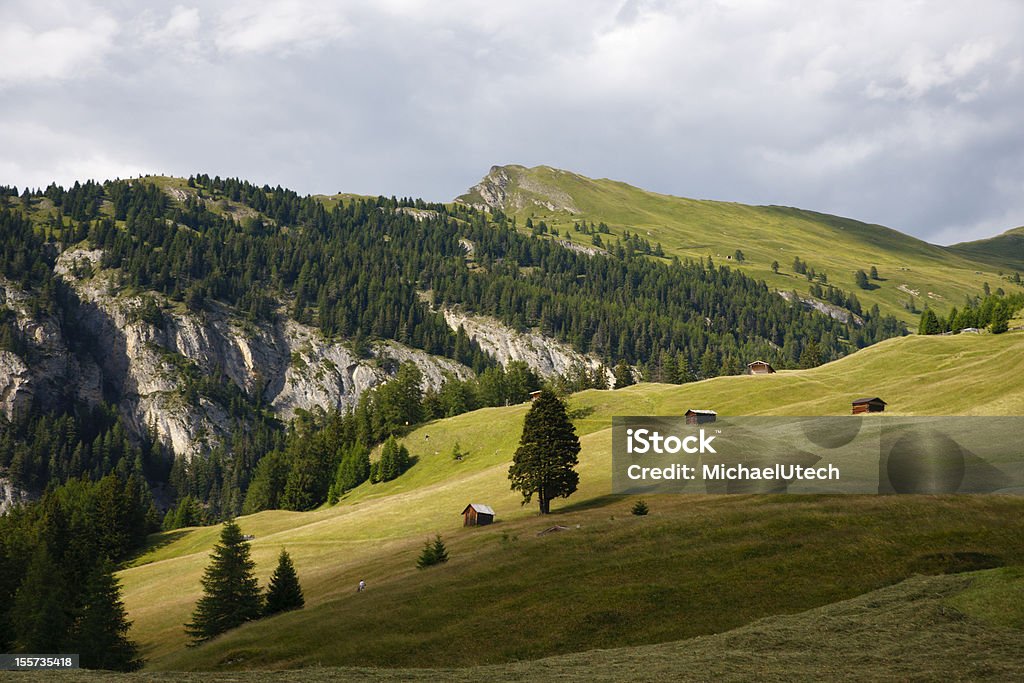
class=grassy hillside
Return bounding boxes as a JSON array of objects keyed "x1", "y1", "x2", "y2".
[
  {"x1": 949, "y1": 225, "x2": 1024, "y2": 271},
  {"x1": 44, "y1": 571, "x2": 1024, "y2": 681},
  {"x1": 457, "y1": 165, "x2": 1024, "y2": 323},
  {"x1": 117, "y1": 331, "x2": 1024, "y2": 671}
]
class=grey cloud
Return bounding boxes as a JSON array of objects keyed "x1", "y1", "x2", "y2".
[{"x1": 1, "y1": 0, "x2": 1023, "y2": 244}]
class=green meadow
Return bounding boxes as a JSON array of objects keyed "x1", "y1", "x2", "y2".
[{"x1": 114, "y1": 330, "x2": 1024, "y2": 673}]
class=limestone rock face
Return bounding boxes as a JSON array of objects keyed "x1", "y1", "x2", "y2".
[
  {"x1": 442, "y1": 308, "x2": 610, "y2": 382},
  {"x1": 0, "y1": 250, "x2": 474, "y2": 460}
]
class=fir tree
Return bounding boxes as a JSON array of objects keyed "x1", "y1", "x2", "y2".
[
  {"x1": 70, "y1": 560, "x2": 142, "y2": 671},
  {"x1": 184, "y1": 521, "x2": 263, "y2": 645},
  {"x1": 508, "y1": 390, "x2": 581, "y2": 514},
  {"x1": 918, "y1": 308, "x2": 941, "y2": 335},
  {"x1": 11, "y1": 546, "x2": 70, "y2": 653},
  {"x1": 613, "y1": 360, "x2": 634, "y2": 389},
  {"x1": 799, "y1": 340, "x2": 821, "y2": 369},
  {"x1": 416, "y1": 535, "x2": 449, "y2": 569},
  {"x1": 631, "y1": 499, "x2": 649, "y2": 516},
  {"x1": 264, "y1": 549, "x2": 304, "y2": 616}
]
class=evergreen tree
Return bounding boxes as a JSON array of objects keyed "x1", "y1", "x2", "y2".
[
  {"x1": 416, "y1": 535, "x2": 449, "y2": 569},
  {"x1": 918, "y1": 308, "x2": 941, "y2": 335},
  {"x1": 870, "y1": 265, "x2": 879, "y2": 280},
  {"x1": 855, "y1": 269, "x2": 870, "y2": 289},
  {"x1": 613, "y1": 360, "x2": 634, "y2": 389},
  {"x1": 508, "y1": 390, "x2": 580, "y2": 514},
  {"x1": 11, "y1": 546, "x2": 70, "y2": 653},
  {"x1": 184, "y1": 521, "x2": 263, "y2": 645},
  {"x1": 264, "y1": 549, "x2": 304, "y2": 616},
  {"x1": 631, "y1": 499, "x2": 649, "y2": 516},
  {"x1": 799, "y1": 340, "x2": 821, "y2": 369},
  {"x1": 70, "y1": 560, "x2": 142, "y2": 671}
]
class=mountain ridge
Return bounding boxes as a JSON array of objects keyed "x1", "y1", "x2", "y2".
[{"x1": 456, "y1": 164, "x2": 1023, "y2": 323}]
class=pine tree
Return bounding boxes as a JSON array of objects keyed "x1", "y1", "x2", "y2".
[
  {"x1": 70, "y1": 560, "x2": 142, "y2": 671},
  {"x1": 184, "y1": 521, "x2": 263, "y2": 645},
  {"x1": 918, "y1": 308, "x2": 941, "y2": 335},
  {"x1": 264, "y1": 549, "x2": 304, "y2": 616},
  {"x1": 417, "y1": 535, "x2": 449, "y2": 569},
  {"x1": 12, "y1": 546, "x2": 70, "y2": 653},
  {"x1": 799, "y1": 340, "x2": 821, "y2": 369},
  {"x1": 508, "y1": 390, "x2": 581, "y2": 514},
  {"x1": 855, "y1": 269, "x2": 870, "y2": 289},
  {"x1": 631, "y1": 499, "x2": 649, "y2": 516},
  {"x1": 613, "y1": 360, "x2": 634, "y2": 389}
]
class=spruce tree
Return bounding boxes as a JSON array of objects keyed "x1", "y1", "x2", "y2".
[
  {"x1": 508, "y1": 389, "x2": 581, "y2": 514},
  {"x1": 264, "y1": 549, "x2": 304, "y2": 616},
  {"x1": 70, "y1": 560, "x2": 142, "y2": 671},
  {"x1": 416, "y1": 535, "x2": 449, "y2": 569},
  {"x1": 613, "y1": 360, "x2": 634, "y2": 389},
  {"x1": 185, "y1": 521, "x2": 263, "y2": 645},
  {"x1": 12, "y1": 546, "x2": 70, "y2": 653}
]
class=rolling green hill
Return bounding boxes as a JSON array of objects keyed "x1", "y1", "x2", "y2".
[
  {"x1": 41, "y1": 570, "x2": 1024, "y2": 681},
  {"x1": 457, "y1": 165, "x2": 1024, "y2": 323},
  {"x1": 949, "y1": 225, "x2": 1024, "y2": 271},
  {"x1": 116, "y1": 330, "x2": 1024, "y2": 671}
]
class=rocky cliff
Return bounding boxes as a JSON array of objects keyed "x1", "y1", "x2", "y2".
[
  {"x1": 442, "y1": 308, "x2": 611, "y2": 383},
  {"x1": 1, "y1": 249, "x2": 472, "y2": 460}
]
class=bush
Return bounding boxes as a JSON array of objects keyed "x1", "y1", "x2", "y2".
[{"x1": 631, "y1": 500, "x2": 649, "y2": 516}]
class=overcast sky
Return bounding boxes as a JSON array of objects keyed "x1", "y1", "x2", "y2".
[{"x1": 2, "y1": 0, "x2": 1023, "y2": 244}]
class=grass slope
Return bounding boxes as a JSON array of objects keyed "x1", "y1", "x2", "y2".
[
  {"x1": 948, "y1": 225, "x2": 1024, "y2": 271},
  {"x1": 117, "y1": 331, "x2": 1024, "y2": 671},
  {"x1": 38, "y1": 571, "x2": 1024, "y2": 681},
  {"x1": 457, "y1": 165, "x2": 1024, "y2": 322}
]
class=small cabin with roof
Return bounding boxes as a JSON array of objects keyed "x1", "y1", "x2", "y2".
[
  {"x1": 684, "y1": 409, "x2": 717, "y2": 425},
  {"x1": 462, "y1": 503, "x2": 495, "y2": 527},
  {"x1": 851, "y1": 397, "x2": 886, "y2": 414},
  {"x1": 747, "y1": 360, "x2": 776, "y2": 375}
]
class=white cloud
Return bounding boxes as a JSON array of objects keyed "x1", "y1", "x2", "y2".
[
  {"x1": 214, "y1": 1, "x2": 350, "y2": 55},
  {"x1": 0, "y1": 11, "x2": 118, "y2": 85}
]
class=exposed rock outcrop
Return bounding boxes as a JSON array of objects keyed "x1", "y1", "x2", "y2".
[
  {"x1": 0, "y1": 249, "x2": 476, "y2": 460},
  {"x1": 442, "y1": 308, "x2": 610, "y2": 382},
  {"x1": 778, "y1": 291, "x2": 864, "y2": 326},
  {"x1": 457, "y1": 165, "x2": 581, "y2": 214}
]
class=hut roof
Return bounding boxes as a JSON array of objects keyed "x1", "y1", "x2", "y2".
[
  {"x1": 462, "y1": 503, "x2": 494, "y2": 516},
  {"x1": 685, "y1": 409, "x2": 717, "y2": 416},
  {"x1": 851, "y1": 397, "x2": 886, "y2": 405}
]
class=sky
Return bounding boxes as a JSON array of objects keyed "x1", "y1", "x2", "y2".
[{"x1": 2, "y1": 0, "x2": 1023, "y2": 245}]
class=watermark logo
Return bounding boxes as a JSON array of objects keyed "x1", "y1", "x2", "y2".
[{"x1": 612, "y1": 416, "x2": 1024, "y2": 495}]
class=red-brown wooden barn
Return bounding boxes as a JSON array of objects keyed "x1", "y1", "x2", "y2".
[
  {"x1": 462, "y1": 503, "x2": 495, "y2": 526},
  {"x1": 851, "y1": 397, "x2": 887, "y2": 414}
]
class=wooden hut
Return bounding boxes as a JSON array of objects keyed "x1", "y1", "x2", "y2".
[
  {"x1": 684, "y1": 409, "x2": 717, "y2": 425},
  {"x1": 462, "y1": 503, "x2": 495, "y2": 527},
  {"x1": 851, "y1": 397, "x2": 886, "y2": 414},
  {"x1": 747, "y1": 360, "x2": 776, "y2": 374},
  {"x1": 529, "y1": 390, "x2": 543, "y2": 401}
]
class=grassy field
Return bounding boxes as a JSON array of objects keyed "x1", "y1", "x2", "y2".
[
  {"x1": 948, "y1": 225, "x2": 1024, "y2": 271},
  {"x1": 40, "y1": 570, "x2": 1024, "y2": 681},
  {"x1": 457, "y1": 165, "x2": 1024, "y2": 323},
  {"x1": 114, "y1": 330, "x2": 1024, "y2": 672}
]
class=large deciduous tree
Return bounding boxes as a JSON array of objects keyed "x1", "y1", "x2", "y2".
[{"x1": 508, "y1": 390, "x2": 580, "y2": 514}]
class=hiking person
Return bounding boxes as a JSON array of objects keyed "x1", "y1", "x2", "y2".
[{"x1": 358, "y1": 579, "x2": 366, "y2": 592}]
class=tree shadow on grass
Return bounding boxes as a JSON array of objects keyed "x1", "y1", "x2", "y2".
[{"x1": 125, "y1": 529, "x2": 192, "y2": 568}]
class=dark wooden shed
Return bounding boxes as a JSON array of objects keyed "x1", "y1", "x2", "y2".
[
  {"x1": 851, "y1": 397, "x2": 887, "y2": 414},
  {"x1": 462, "y1": 503, "x2": 495, "y2": 527},
  {"x1": 684, "y1": 409, "x2": 717, "y2": 425},
  {"x1": 747, "y1": 360, "x2": 776, "y2": 374}
]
